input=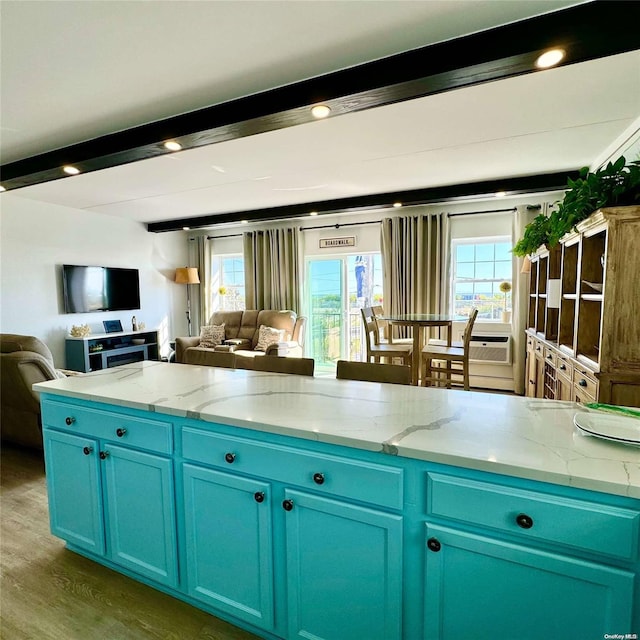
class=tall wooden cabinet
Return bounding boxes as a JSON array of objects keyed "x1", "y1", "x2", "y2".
[{"x1": 525, "y1": 206, "x2": 640, "y2": 407}]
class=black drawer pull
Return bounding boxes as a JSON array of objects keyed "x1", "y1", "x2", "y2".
[
  {"x1": 560, "y1": 365, "x2": 566, "y2": 371},
  {"x1": 225, "y1": 452, "x2": 236, "y2": 464},
  {"x1": 65, "y1": 417, "x2": 76, "y2": 425},
  {"x1": 116, "y1": 428, "x2": 127, "y2": 438},
  {"x1": 82, "y1": 446, "x2": 93, "y2": 456},
  {"x1": 516, "y1": 513, "x2": 534, "y2": 529},
  {"x1": 546, "y1": 354, "x2": 552, "y2": 360},
  {"x1": 578, "y1": 379, "x2": 587, "y2": 387},
  {"x1": 427, "y1": 538, "x2": 441, "y2": 552},
  {"x1": 99, "y1": 451, "x2": 110, "y2": 460},
  {"x1": 254, "y1": 492, "x2": 265, "y2": 503},
  {"x1": 282, "y1": 499, "x2": 294, "y2": 512},
  {"x1": 313, "y1": 472, "x2": 325, "y2": 485}
]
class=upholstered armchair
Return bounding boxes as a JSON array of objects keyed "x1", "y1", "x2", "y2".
[{"x1": 0, "y1": 334, "x2": 66, "y2": 449}]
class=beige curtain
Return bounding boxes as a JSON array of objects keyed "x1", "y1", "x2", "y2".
[
  {"x1": 380, "y1": 213, "x2": 448, "y2": 338},
  {"x1": 198, "y1": 236, "x2": 213, "y2": 327},
  {"x1": 243, "y1": 227, "x2": 301, "y2": 311},
  {"x1": 512, "y1": 205, "x2": 538, "y2": 395}
]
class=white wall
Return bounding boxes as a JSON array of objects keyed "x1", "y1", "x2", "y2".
[{"x1": 0, "y1": 194, "x2": 188, "y2": 367}]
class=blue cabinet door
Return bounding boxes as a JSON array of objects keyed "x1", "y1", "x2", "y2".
[
  {"x1": 43, "y1": 429, "x2": 105, "y2": 555},
  {"x1": 424, "y1": 524, "x2": 635, "y2": 640},
  {"x1": 102, "y1": 444, "x2": 178, "y2": 588},
  {"x1": 182, "y1": 464, "x2": 275, "y2": 632},
  {"x1": 284, "y1": 489, "x2": 403, "y2": 640}
]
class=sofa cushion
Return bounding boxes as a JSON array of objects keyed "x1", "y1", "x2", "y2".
[
  {"x1": 255, "y1": 325, "x2": 285, "y2": 352},
  {"x1": 199, "y1": 324, "x2": 225, "y2": 348}
]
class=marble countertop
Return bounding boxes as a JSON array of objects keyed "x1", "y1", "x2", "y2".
[{"x1": 35, "y1": 361, "x2": 640, "y2": 499}]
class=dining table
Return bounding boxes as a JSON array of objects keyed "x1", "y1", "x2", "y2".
[{"x1": 378, "y1": 313, "x2": 454, "y2": 385}]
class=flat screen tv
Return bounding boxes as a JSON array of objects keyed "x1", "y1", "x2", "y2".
[{"x1": 62, "y1": 265, "x2": 140, "y2": 314}]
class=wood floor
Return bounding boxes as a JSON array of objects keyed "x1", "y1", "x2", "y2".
[{"x1": 0, "y1": 444, "x2": 261, "y2": 640}]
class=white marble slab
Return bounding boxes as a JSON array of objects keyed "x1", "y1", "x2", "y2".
[{"x1": 34, "y1": 361, "x2": 640, "y2": 499}]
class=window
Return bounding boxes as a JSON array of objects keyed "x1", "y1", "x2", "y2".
[
  {"x1": 212, "y1": 255, "x2": 245, "y2": 311},
  {"x1": 451, "y1": 238, "x2": 512, "y2": 321}
]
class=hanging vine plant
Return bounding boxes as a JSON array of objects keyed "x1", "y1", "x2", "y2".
[{"x1": 513, "y1": 156, "x2": 640, "y2": 257}]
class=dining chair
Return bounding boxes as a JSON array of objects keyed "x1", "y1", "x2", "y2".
[
  {"x1": 236, "y1": 355, "x2": 315, "y2": 376},
  {"x1": 371, "y1": 306, "x2": 413, "y2": 345},
  {"x1": 360, "y1": 307, "x2": 413, "y2": 366},
  {"x1": 336, "y1": 360, "x2": 411, "y2": 385},
  {"x1": 420, "y1": 308, "x2": 478, "y2": 390}
]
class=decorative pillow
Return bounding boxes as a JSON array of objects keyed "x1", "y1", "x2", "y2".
[
  {"x1": 199, "y1": 324, "x2": 225, "y2": 348},
  {"x1": 255, "y1": 325, "x2": 285, "y2": 352}
]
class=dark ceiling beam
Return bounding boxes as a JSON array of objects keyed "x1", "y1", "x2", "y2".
[
  {"x1": 146, "y1": 171, "x2": 576, "y2": 233},
  {"x1": 1, "y1": 0, "x2": 639, "y2": 195}
]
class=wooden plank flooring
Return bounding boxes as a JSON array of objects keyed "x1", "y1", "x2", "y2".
[{"x1": 0, "y1": 445, "x2": 262, "y2": 640}]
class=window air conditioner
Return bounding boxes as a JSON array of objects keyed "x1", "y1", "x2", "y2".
[
  {"x1": 468, "y1": 334, "x2": 511, "y2": 364},
  {"x1": 427, "y1": 334, "x2": 512, "y2": 365}
]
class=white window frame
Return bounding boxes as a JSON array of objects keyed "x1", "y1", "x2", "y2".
[
  {"x1": 212, "y1": 253, "x2": 245, "y2": 311},
  {"x1": 450, "y1": 235, "x2": 512, "y2": 322}
]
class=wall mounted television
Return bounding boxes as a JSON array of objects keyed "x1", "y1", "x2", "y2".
[{"x1": 62, "y1": 265, "x2": 140, "y2": 314}]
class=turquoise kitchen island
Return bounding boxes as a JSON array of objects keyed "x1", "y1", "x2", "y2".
[{"x1": 35, "y1": 361, "x2": 640, "y2": 640}]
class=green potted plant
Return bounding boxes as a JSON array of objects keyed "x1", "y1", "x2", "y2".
[{"x1": 513, "y1": 156, "x2": 640, "y2": 257}]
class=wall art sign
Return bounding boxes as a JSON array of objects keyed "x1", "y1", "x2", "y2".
[{"x1": 319, "y1": 236, "x2": 356, "y2": 249}]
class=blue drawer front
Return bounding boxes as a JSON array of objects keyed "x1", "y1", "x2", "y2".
[
  {"x1": 42, "y1": 399, "x2": 173, "y2": 454},
  {"x1": 427, "y1": 473, "x2": 640, "y2": 561},
  {"x1": 181, "y1": 427, "x2": 403, "y2": 510}
]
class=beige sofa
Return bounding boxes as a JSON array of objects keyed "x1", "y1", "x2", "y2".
[
  {"x1": 175, "y1": 310, "x2": 307, "y2": 367},
  {"x1": 0, "y1": 334, "x2": 67, "y2": 449}
]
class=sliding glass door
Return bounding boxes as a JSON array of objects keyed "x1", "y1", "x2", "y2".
[{"x1": 306, "y1": 254, "x2": 382, "y2": 374}]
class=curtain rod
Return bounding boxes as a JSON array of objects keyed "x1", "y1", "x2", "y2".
[
  {"x1": 447, "y1": 207, "x2": 518, "y2": 218},
  {"x1": 301, "y1": 219, "x2": 382, "y2": 232}
]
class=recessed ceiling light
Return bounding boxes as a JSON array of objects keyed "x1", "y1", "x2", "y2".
[
  {"x1": 164, "y1": 140, "x2": 182, "y2": 151},
  {"x1": 183, "y1": 226, "x2": 190, "y2": 231},
  {"x1": 311, "y1": 104, "x2": 331, "y2": 119},
  {"x1": 535, "y1": 48, "x2": 565, "y2": 69},
  {"x1": 393, "y1": 202, "x2": 402, "y2": 208},
  {"x1": 63, "y1": 165, "x2": 80, "y2": 175},
  {"x1": 495, "y1": 191, "x2": 507, "y2": 198},
  {"x1": 0, "y1": 185, "x2": 5, "y2": 192},
  {"x1": 241, "y1": 220, "x2": 249, "y2": 224},
  {"x1": 309, "y1": 211, "x2": 318, "y2": 216}
]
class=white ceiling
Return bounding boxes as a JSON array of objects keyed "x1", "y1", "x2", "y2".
[{"x1": 1, "y1": 0, "x2": 639, "y2": 228}]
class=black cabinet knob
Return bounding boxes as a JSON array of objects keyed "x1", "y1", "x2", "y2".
[
  {"x1": 427, "y1": 538, "x2": 441, "y2": 552},
  {"x1": 65, "y1": 417, "x2": 76, "y2": 425},
  {"x1": 225, "y1": 452, "x2": 236, "y2": 464},
  {"x1": 254, "y1": 492, "x2": 265, "y2": 503},
  {"x1": 560, "y1": 365, "x2": 566, "y2": 371},
  {"x1": 516, "y1": 513, "x2": 534, "y2": 529},
  {"x1": 313, "y1": 472, "x2": 325, "y2": 485},
  {"x1": 82, "y1": 446, "x2": 93, "y2": 456},
  {"x1": 578, "y1": 379, "x2": 587, "y2": 387},
  {"x1": 282, "y1": 499, "x2": 294, "y2": 511},
  {"x1": 116, "y1": 428, "x2": 127, "y2": 438},
  {"x1": 99, "y1": 451, "x2": 109, "y2": 460},
  {"x1": 547, "y1": 354, "x2": 552, "y2": 360}
]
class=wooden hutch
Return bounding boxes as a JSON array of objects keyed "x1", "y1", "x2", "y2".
[{"x1": 525, "y1": 206, "x2": 640, "y2": 407}]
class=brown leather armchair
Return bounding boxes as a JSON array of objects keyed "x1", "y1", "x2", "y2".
[{"x1": 1, "y1": 334, "x2": 66, "y2": 449}]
